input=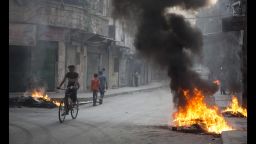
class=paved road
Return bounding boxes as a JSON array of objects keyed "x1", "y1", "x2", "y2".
[{"x1": 9, "y1": 88, "x2": 221, "y2": 144}]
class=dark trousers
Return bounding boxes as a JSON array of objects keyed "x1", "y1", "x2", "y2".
[
  {"x1": 93, "y1": 91, "x2": 98, "y2": 104},
  {"x1": 135, "y1": 78, "x2": 138, "y2": 87},
  {"x1": 99, "y1": 88, "x2": 105, "y2": 100},
  {"x1": 64, "y1": 89, "x2": 77, "y2": 112},
  {"x1": 220, "y1": 88, "x2": 226, "y2": 95}
]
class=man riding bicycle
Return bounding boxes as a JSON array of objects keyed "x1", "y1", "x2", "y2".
[{"x1": 57, "y1": 65, "x2": 79, "y2": 115}]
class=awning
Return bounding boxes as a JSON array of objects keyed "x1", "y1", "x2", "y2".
[
  {"x1": 81, "y1": 33, "x2": 115, "y2": 47},
  {"x1": 87, "y1": 34, "x2": 114, "y2": 43}
]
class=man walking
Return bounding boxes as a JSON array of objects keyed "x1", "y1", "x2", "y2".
[
  {"x1": 91, "y1": 73, "x2": 100, "y2": 106},
  {"x1": 98, "y1": 71, "x2": 108, "y2": 104}
]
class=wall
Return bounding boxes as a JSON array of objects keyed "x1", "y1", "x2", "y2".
[
  {"x1": 85, "y1": 44, "x2": 109, "y2": 90},
  {"x1": 9, "y1": 0, "x2": 109, "y2": 36},
  {"x1": 196, "y1": 0, "x2": 243, "y2": 93},
  {"x1": 58, "y1": 41, "x2": 66, "y2": 90},
  {"x1": 10, "y1": 0, "x2": 112, "y2": 92},
  {"x1": 108, "y1": 46, "x2": 119, "y2": 88},
  {"x1": 118, "y1": 53, "x2": 129, "y2": 87}
]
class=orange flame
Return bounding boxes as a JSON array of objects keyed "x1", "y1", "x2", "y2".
[
  {"x1": 31, "y1": 89, "x2": 61, "y2": 107},
  {"x1": 213, "y1": 80, "x2": 220, "y2": 86},
  {"x1": 172, "y1": 88, "x2": 233, "y2": 134},
  {"x1": 222, "y1": 96, "x2": 247, "y2": 117}
]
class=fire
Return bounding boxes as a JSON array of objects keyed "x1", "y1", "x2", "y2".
[
  {"x1": 213, "y1": 80, "x2": 220, "y2": 86},
  {"x1": 172, "y1": 88, "x2": 233, "y2": 134},
  {"x1": 222, "y1": 96, "x2": 247, "y2": 117},
  {"x1": 31, "y1": 88, "x2": 61, "y2": 107}
]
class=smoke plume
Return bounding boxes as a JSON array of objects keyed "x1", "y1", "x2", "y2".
[{"x1": 112, "y1": 0, "x2": 218, "y2": 107}]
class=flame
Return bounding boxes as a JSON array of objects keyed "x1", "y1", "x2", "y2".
[
  {"x1": 213, "y1": 80, "x2": 220, "y2": 86},
  {"x1": 222, "y1": 96, "x2": 247, "y2": 117},
  {"x1": 172, "y1": 88, "x2": 233, "y2": 134},
  {"x1": 31, "y1": 89, "x2": 61, "y2": 107}
]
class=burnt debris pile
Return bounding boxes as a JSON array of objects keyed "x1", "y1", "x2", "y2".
[{"x1": 9, "y1": 96, "x2": 57, "y2": 108}]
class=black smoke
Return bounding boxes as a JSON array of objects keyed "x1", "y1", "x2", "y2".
[{"x1": 112, "y1": 0, "x2": 218, "y2": 107}]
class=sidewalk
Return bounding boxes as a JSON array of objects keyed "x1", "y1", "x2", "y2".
[
  {"x1": 221, "y1": 113, "x2": 247, "y2": 144},
  {"x1": 213, "y1": 90, "x2": 247, "y2": 144},
  {"x1": 49, "y1": 81, "x2": 168, "y2": 102},
  {"x1": 213, "y1": 91, "x2": 242, "y2": 109}
]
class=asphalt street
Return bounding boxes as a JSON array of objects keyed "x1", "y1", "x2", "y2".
[{"x1": 9, "y1": 88, "x2": 221, "y2": 144}]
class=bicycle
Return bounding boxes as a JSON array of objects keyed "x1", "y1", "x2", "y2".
[{"x1": 57, "y1": 86, "x2": 79, "y2": 123}]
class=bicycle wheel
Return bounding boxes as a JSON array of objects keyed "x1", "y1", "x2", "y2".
[
  {"x1": 58, "y1": 100, "x2": 66, "y2": 123},
  {"x1": 71, "y1": 100, "x2": 79, "y2": 119}
]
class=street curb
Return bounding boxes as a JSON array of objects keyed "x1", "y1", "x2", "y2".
[
  {"x1": 104, "y1": 86, "x2": 167, "y2": 98},
  {"x1": 221, "y1": 130, "x2": 247, "y2": 144},
  {"x1": 55, "y1": 85, "x2": 168, "y2": 105}
]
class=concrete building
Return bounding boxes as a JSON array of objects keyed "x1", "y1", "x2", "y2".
[
  {"x1": 108, "y1": 18, "x2": 162, "y2": 88},
  {"x1": 9, "y1": 0, "x2": 112, "y2": 93},
  {"x1": 9, "y1": 0, "x2": 163, "y2": 94}
]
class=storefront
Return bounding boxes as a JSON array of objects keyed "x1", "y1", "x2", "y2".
[{"x1": 9, "y1": 23, "x2": 36, "y2": 92}]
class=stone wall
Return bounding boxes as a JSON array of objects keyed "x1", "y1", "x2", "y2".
[{"x1": 9, "y1": 0, "x2": 109, "y2": 36}]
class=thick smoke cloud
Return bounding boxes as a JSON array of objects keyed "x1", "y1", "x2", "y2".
[
  {"x1": 112, "y1": 0, "x2": 218, "y2": 107},
  {"x1": 204, "y1": 32, "x2": 242, "y2": 94}
]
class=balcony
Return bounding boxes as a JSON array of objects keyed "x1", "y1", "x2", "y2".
[{"x1": 9, "y1": 0, "x2": 109, "y2": 37}]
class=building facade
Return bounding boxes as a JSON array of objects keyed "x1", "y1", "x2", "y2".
[
  {"x1": 195, "y1": 0, "x2": 246, "y2": 99},
  {"x1": 9, "y1": 0, "x2": 164, "y2": 94},
  {"x1": 9, "y1": 0, "x2": 110, "y2": 93}
]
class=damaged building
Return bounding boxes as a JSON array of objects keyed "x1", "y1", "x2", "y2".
[
  {"x1": 196, "y1": 0, "x2": 246, "y2": 105},
  {"x1": 9, "y1": 0, "x2": 165, "y2": 95}
]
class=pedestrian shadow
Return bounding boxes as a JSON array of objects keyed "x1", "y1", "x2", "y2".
[{"x1": 79, "y1": 102, "x2": 105, "y2": 109}]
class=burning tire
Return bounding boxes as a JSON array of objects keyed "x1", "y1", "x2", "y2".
[
  {"x1": 58, "y1": 101, "x2": 66, "y2": 123},
  {"x1": 71, "y1": 100, "x2": 79, "y2": 119}
]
